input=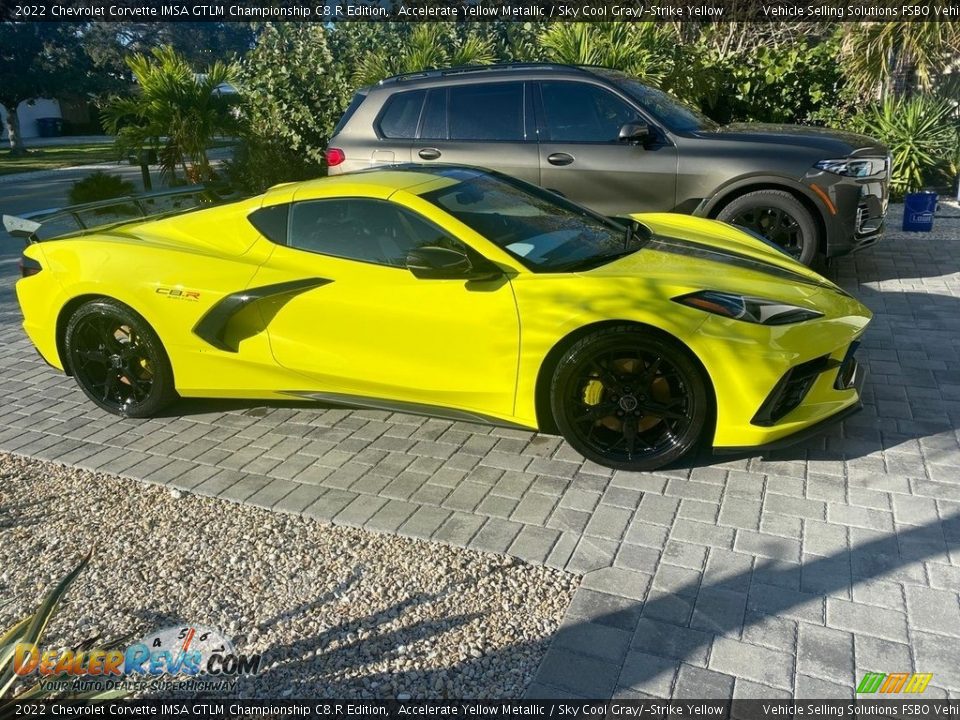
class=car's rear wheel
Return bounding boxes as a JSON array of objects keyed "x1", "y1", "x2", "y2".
[
  {"x1": 716, "y1": 190, "x2": 819, "y2": 266},
  {"x1": 550, "y1": 327, "x2": 709, "y2": 471},
  {"x1": 64, "y1": 299, "x2": 177, "y2": 418}
]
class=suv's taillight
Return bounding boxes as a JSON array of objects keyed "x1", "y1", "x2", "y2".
[
  {"x1": 19, "y1": 255, "x2": 41, "y2": 278},
  {"x1": 325, "y1": 148, "x2": 345, "y2": 167}
]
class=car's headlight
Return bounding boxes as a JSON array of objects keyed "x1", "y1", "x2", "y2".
[
  {"x1": 673, "y1": 291, "x2": 823, "y2": 325},
  {"x1": 814, "y1": 158, "x2": 884, "y2": 178}
]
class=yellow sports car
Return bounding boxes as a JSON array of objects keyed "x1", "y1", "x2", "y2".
[{"x1": 7, "y1": 166, "x2": 870, "y2": 471}]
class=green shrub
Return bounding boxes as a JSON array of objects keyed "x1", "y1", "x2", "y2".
[
  {"x1": 68, "y1": 171, "x2": 136, "y2": 205},
  {"x1": 225, "y1": 135, "x2": 324, "y2": 194}
]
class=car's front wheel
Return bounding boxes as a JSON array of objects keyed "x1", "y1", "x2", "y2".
[
  {"x1": 716, "y1": 190, "x2": 819, "y2": 266},
  {"x1": 550, "y1": 326, "x2": 710, "y2": 472},
  {"x1": 64, "y1": 298, "x2": 177, "y2": 418}
]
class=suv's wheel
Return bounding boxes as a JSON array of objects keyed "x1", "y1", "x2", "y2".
[
  {"x1": 550, "y1": 326, "x2": 709, "y2": 471},
  {"x1": 64, "y1": 299, "x2": 177, "y2": 418},
  {"x1": 716, "y1": 190, "x2": 819, "y2": 266}
]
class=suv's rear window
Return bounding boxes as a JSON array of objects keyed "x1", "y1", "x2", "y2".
[{"x1": 377, "y1": 90, "x2": 426, "y2": 139}]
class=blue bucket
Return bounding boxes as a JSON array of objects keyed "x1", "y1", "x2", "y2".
[{"x1": 902, "y1": 191, "x2": 938, "y2": 232}]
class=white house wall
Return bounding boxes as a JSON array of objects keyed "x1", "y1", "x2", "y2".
[{"x1": 0, "y1": 98, "x2": 62, "y2": 141}]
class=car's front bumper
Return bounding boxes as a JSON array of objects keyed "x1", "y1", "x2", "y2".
[
  {"x1": 714, "y1": 353, "x2": 866, "y2": 454},
  {"x1": 811, "y1": 167, "x2": 888, "y2": 258}
]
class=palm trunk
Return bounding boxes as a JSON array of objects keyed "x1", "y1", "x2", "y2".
[{"x1": 2, "y1": 103, "x2": 28, "y2": 157}]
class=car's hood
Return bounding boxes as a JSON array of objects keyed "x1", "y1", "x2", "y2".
[
  {"x1": 583, "y1": 213, "x2": 854, "y2": 312},
  {"x1": 693, "y1": 123, "x2": 887, "y2": 157}
]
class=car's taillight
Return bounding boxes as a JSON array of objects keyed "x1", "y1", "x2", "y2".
[
  {"x1": 19, "y1": 255, "x2": 41, "y2": 278},
  {"x1": 325, "y1": 147, "x2": 345, "y2": 167}
]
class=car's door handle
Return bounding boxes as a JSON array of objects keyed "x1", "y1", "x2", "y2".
[
  {"x1": 547, "y1": 152, "x2": 574, "y2": 166},
  {"x1": 418, "y1": 148, "x2": 442, "y2": 160}
]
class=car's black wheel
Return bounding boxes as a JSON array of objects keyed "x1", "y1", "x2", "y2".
[
  {"x1": 64, "y1": 299, "x2": 177, "y2": 418},
  {"x1": 716, "y1": 190, "x2": 819, "y2": 266},
  {"x1": 550, "y1": 327, "x2": 709, "y2": 472}
]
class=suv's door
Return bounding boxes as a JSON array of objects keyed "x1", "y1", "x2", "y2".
[
  {"x1": 411, "y1": 82, "x2": 540, "y2": 185},
  {"x1": 535, "y1": 81, "x2": 678, "y2": 216},
  {"x1": 260, "y1": 195, "x2": 520, "y2": 419}
]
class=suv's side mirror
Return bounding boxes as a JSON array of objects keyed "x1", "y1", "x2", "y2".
[
  {"x1": 619, "y1": 122, "x2": 652, "y2": 144},
  {"x1": 406, "y1": 246, "x2": 477, "y2": 279}
]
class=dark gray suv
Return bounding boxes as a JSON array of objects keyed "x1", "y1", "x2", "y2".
[{"x1": 327, "y1": 63, "x2": 889, "y2": 266}]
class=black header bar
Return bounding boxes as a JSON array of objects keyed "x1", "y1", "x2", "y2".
[{"x1": 3, "y1": 0, "x2": 960, "y2": 22}]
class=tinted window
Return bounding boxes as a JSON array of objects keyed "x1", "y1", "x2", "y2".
[
  {"x1": 540, "y1": 82, "x2": 638, "y2": 142},
  {"x1": 448, "y1": 83, "x2": 524, "y2": 141},
  {"x1": 289, "y1": 198, "x2": 462, "y2": 268},
  {"x1": 248, "y1": 204, "x2": 289, "y2": 244},
  {"x1": 421, "y1": 89, "x2": 447, "y2": 140},
  {"x1": 420, "y1": 169, "x2": 639, "y2": 273},
  {"x1": 377, "y1": 90, "x2": 425, "y2": 139},
  {"x1": 591, "y1": 68, "x2": 718, "y2": 132}
]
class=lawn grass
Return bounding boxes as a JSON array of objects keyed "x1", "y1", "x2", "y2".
[{"x1": 0, "y1": 142, "x2": 123, "y2": 176}]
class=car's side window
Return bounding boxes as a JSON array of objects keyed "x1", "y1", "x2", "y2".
[
  {"x1": 448, "y1": 82, "x2": 524, "y2": 142},
  {"x1": 539, "y1": 81, "x2": 638, "y2": 143},
  {"x1": 288, "y1": 198, "x2": 466, "y2": 268},
  {"x1": 377, "y1": 90, "x2": 426, "y2": 139}
]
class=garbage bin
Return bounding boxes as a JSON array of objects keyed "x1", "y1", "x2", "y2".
[
  {"x1": 902, "y1": 191, "x2": 938, "y2": 232},
  {"x1": 35, "y1": 117, "x2": 63, "y2": 138}
]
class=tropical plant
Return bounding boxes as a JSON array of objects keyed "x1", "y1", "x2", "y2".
[
  {"x1": 856, "y1": 95, "x2": 958, "y2": 195},
  {"x1": 101, "y1": 46, "x2": 238, "y2": 184},
  {"x1": 0, "y1": 551, "x2": 127, "y2": 702},
  {"x1": 841, "y1": 22, "x2": 960, "y2": 99},
  {"x1": 351, "y1": 24, "x2": 496, "y2": 88},
  {"x1": 68, "y1": 172, "x2": 136, "y2": 205},
  {"x1": 538, "y1": 23, "x2": 678, "y2": 87}
]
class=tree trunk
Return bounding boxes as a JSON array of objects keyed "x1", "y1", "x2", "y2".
[{"x1": 2, "y1": 103, "x2": 28, "y2": 157}]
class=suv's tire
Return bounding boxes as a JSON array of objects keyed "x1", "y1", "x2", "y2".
[
  {"x1": 550, "y1": 326, "x2": 709, "y2": 472},
  {"x1": 716, "y1": 190, "x2": 819, "y2": 266},
  {"x1": 64, "y1": 298, "x2": 177, "y2": 418}
]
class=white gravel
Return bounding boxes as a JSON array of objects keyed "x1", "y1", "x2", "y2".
[{"x1": 0, "y1": 452, "x2": 578, "y2": 699}]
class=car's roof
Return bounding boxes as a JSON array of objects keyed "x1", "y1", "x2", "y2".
[{"x1": 263, "y1": 165, "x2": 490, "y2": 202}]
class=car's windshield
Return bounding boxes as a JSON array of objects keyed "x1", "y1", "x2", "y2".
[
  {"x1": 419, "y1": 169, "x2": 641, "y2": 273},
  {"x1": 591, "y1": 68, "x2": 718, "y2": 133}
]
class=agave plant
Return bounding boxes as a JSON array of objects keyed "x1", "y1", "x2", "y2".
[
  {"x1": 857, "y1": 94, "x2": 957, "y2": 195},
  {"x1": 0, "y1": 551, "x2": 128, "y2": 704}
]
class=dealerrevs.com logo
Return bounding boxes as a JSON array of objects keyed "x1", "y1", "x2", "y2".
[
  {"x1": 12, "y1": 624, "x2": 261, "y2": 693},
  {"x1": 857, "y1": 673, "x2": 933, "y2": 694}
]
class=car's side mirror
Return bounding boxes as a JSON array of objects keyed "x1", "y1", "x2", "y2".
[
  {"x1": 406, "y1": 246, "x2": 477, "y2": 279},
  {"x1": 619, "y1": 122, "x2": 652, "y2": 144}
]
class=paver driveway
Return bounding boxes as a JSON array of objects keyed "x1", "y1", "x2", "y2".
[{"x1": 1, "y1": 205, "x2": 958, "y2": 699}]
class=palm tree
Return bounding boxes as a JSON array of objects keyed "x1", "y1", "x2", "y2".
[
  {"x1": 102, "y1": 46, "x2": 237, "y2": 184},
  {"x1": 351, "y1": 24, "x2": 495, "y2": 87},
  {"x1": 841, "y1": 22, "x2": 960, "y2": 99}
]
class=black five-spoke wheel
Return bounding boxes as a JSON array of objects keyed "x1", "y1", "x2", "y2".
[
  {"x1": 716, "y1": 189, "x2": 819, "y2": 266},
  {"x1": 64, "y1": 299, "x2": 177, "y2": 417},
  {"x1": 551, "y1": 327, "x2": 709, "y2": 471}
]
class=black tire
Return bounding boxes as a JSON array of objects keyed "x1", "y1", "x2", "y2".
[
  {"x1": 550, "y1": 326, "x2": 709, "y2": 472},
  {"x1": 716, "y1": 190, "x2": 819, "y2": 266},
  {"x1": 64, "y1": 298, "x2": 177, "y2": 418}
]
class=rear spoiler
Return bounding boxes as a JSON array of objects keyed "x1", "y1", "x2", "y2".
[{"x1": 2, "y1": 184, "x2": 239, "y2": 244}]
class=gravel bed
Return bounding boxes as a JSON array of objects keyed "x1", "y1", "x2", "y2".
[{"x1": 0, "y1": 452, "x2": 578, "y2": 699}]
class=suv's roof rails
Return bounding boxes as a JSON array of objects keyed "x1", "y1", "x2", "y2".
[{"x1": 380, "y1": 62, "x2": 593, "y2": 85}]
